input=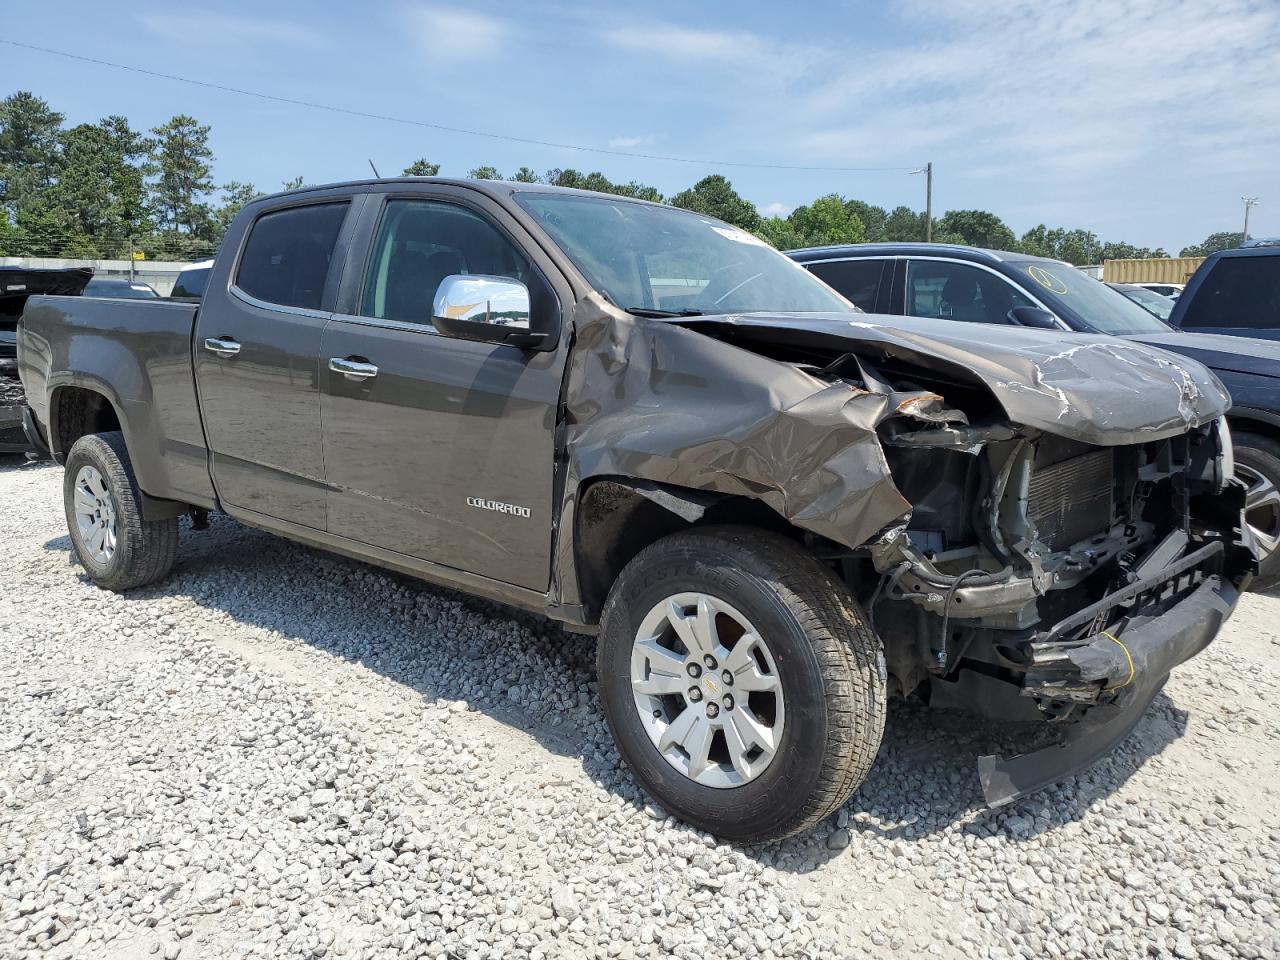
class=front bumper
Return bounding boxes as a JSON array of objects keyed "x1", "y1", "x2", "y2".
[{"x1": 978, "y1": 540, "x2": 1241, "y2": 807}]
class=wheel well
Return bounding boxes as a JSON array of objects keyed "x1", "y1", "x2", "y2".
[
  {"x1": 574, "y1": 478, "x2": 810, "y2": 621},
  {"x1": 52, "y1": 387, "x2": 122, "y2": 458}
]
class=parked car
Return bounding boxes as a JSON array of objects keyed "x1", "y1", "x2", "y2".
[
  {"x1": 1, "y1": 265, "x2": 92, "y2": 453},
  {"x1": 790, "y1": 242, "x2": 1280, "y2": 590},
  {"x1": 19, "y1": 181, "x2": 1251, "y2": 840},
  {"x1": 83, "y1": 277, "x2": 161, "y2": 300},
  {"x1": 171, "y1": 259, "x2": 213, "y2": 302},
  {"x1": 1134, "y1": 282, "x2": 1184, "y2": 299},
  {"x1": 1108, "y1": 282, "x2": 1174, "y2": 320},
  {"x1": 1169, "y1": 245, "x2": 1280, "y2": 340}
]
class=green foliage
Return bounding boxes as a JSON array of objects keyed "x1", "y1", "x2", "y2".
[
  {"x1": 1179, "y1": 232, "x2": 1244, "y2": 257},
  {"x1": 511, "y1": 166, "x2": 540, "y2": 183},
  {"x1": 670, "y1": 175, "x2": 760, "y2": 231},
  {"x1": 936, "y1": 209, "x2": 1016, "y2": 251},
  {"x1": 846, "y1": 200, "x2": 888, "y2": 242},
  {"x1": 147, "y1": 115, "x2": 215, "y2": 236},
  {"x1": 214, "y1": 181, "x2": 263, "y2": 233},
  {"x1": 884, "y1": 205, "x2": 928, "y2": 242},
  {"x1": 756, "y1": 195, "x2": 865, "y2": 249},
  {"x1": 0, "y1": 91, "x2": 64, "y2": 211},
  {"x1": 281, "y1": 175, "x2": 305, "y2": 191},
  {"x1": 402, "y1": 158, "x2": 441, "y2": 177},
  {"x1": 468, "y1": 165, "x2": 502, "y2": 180}
]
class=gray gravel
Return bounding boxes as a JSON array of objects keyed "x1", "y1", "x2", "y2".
[{"x1": 2, "y1": 455, "x2": 1279, "y2": 959}]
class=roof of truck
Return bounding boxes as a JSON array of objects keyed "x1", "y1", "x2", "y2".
[{"x1": 254, "y1": 177, "x2": 670, "y2": 207}]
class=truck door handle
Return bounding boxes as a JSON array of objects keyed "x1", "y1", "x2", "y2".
[
  {"x1": 329, "y1": 357, "x2": 379, "y2": 381},
  {"x1": 203, "y1": 337, "x2": 241, "y2": 358}
]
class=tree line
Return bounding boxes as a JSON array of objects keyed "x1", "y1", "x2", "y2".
[{"x1": 0, "y1": 90, "x2": 1238, "y2": 264}]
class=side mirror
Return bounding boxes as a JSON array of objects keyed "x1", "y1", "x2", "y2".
[
  {"x1": 432, "y1": 275, "x2": 549, "y2": 349},
  {"x1": 1008, "y1": 306, "x2": 1061, "y2": 329}
]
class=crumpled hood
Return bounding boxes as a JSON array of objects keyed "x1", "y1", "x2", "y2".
[
  {"x1": 1123, "y1": 330, "x2": 1280, "y2": 380},
  {"x1": 676, "y1": 312, "x2": 1230, "y2": 445}
]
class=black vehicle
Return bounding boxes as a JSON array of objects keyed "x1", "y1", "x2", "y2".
[
  {"x1": 17, "y1": 181, "x2": 1251, "y2": 840},
  {"x1": 1109, "y1": 282, "x2": 1174, "y2": 321},
  {"x1": 1, "y1": 265, "x2": 93, "y2": 453},
  {"x1": 170, "y1": 259, "x2": 213, "y2": 302},
  {"x1": 83, "y1": 277, "x2": 161, "y2": 300},
  {"x1": 790, "y1": 243, "x2": 1280, "y2": 589},
  {"x1": 1169, "y1": 245, "x2": 1280, "y2": 340}
]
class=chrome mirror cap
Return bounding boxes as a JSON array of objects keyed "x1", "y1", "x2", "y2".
[{"x1": 432, "y1": 275, "x2": 531, "y2": 330}]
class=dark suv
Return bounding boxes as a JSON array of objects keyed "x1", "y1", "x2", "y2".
[
  {"x1": 789, "y1": 243, "x2": 1280, "y2": 589},
  {"x1": 1170, "y1": 245, "x2": 1280, "y2": 340}
]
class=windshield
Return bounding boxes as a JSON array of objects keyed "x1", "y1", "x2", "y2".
[
  {"x1": 515, "y1": 192, "x2": 854, "y2": 315},
  {"x1": 1112, "y1": 284, "x2": 1174, "y2": 320},
  {"x1": 1009, "y1": 261, "x2": 1168, "y2": 334}
]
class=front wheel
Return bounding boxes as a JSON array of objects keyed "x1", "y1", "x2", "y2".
[
  {"x1": 597, "y1": 526, "x2": 887, "y2": 843},
  {"x1": 1234, "y1": 433, "x2": 1280, "y2": 592},
  {"x1": 63, "y1": 431, "x2": 178, "y2": 591}
]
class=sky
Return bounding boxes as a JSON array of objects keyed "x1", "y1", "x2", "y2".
[{"x1": 4, "y1": 0, "x2": 1279, "y2": 252}]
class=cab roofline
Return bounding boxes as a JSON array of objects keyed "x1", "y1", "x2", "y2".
[{"x1": 245, "y1": 176, "x2": 671, "y2": 209}]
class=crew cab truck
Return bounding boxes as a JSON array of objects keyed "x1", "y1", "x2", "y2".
[{"x1": 19, "y1": 179, "x2": 1253, "y2": 842}]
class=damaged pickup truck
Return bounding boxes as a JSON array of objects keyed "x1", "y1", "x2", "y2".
[{"x1": 18, "y1": 179, "x2": 1254, "y2": 842}]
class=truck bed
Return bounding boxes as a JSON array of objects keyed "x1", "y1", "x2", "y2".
[{"x1": 19, "y1": 295, "x2": 215, "y2": 505}]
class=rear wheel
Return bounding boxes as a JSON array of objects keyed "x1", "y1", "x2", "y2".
[
  {"x1": 63, "y1": 432, "x2": 178, "y2": 591},
  {"x1": 597, "y1": 526, "x2": 886, "y2": 842},
  {"x1": 1234, "y1": 433, "x2": 1280, "y2": 592}
]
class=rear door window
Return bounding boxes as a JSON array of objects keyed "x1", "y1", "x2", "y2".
[
  {"x1": 1180, "y1": 257, "x2": 1280, "y2": 330},
  {"x1": 805, "y1": 259, "x2": 885, "y2": 311},
  {"x1": 235, "y1": 203, "x2": 349, "y2": 311},
  {"x1": 905, "y1": 260, "x2": 1034, "y2": 324}
]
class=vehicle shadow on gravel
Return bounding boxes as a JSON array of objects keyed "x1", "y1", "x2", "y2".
[
  {"x1": 43, "y1": 514, "x2": 1189, "y2": 870},
  {"x1": 0, "y1": 452, "x2": 47, "y2": 473}
]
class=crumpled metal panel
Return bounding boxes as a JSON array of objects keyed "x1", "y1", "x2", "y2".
[
  {"x1": 674, "y1": 313, "x2": 1231, "y2": 446},
  {"x1": 552, "y1": 300, "x2": 1231, "y2": 605}
]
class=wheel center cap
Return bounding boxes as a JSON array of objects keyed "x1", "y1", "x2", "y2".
[{"x1": 702, "y1": 675, "x2": 718, "y2": 696}]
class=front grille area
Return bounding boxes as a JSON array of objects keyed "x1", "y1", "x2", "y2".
[{"x1": 1028, "y1": 448, "x2": 1115, "y2": 551}]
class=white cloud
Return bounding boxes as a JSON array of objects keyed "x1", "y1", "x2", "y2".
[
  {"x1": 408, "y1": 6, "x2": 509, "y2": 57},
  {"x1": 761, "y1": 202, "x2": 793, "y2": 218},
  {"x1": 138, "y1": 11, "x2": 325, "y2": 48},
  {"x1": 607, "y1": 135, "x2": 653, "y2": 149}
]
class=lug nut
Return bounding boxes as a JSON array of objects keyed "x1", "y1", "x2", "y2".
[
  {"x1": 688, "y1": 686, "x2": 703, "y2": 702},
  {"x1": 722, "y1": 694, "x2": 734, "y2": 711},
  {"x1": 721, "y1": 670, "x2": 734, "y2": 686},
  {"x1": 686, "y1": 662, "x2": 702, "y2": 679},
  {"x1": 705, "y1": 703, "x2": 720, "y2": 719},
  {"x1": 703, "y1": 654, "x2": 717, "y2": 669}
]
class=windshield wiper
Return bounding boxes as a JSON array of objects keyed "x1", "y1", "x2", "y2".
[{"x1": 624, "y1": 306, "x2": 705, "y2": 318}]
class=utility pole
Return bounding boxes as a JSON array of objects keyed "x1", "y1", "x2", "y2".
[
  {"x1": 912, "y1": 163, "x2": 934, "y2": 241},
  {"x1": 1242, "y1": 196, "x2": 1259, "y2": 243}
]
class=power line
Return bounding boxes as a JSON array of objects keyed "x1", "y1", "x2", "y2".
[{"x1": 0, "y1": 39, "x2": 914, "y2": 175}]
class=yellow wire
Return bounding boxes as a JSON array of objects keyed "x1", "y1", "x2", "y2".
[{"x1": 1100, "y1": 631, "x2": 1135, "y2": 689}]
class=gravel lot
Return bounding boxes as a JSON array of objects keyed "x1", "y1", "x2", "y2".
[{"x1": 3, "y1": 455, "x2": 1279, "y2": 960}]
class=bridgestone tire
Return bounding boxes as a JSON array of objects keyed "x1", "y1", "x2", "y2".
[
  {"x1": 63, "y1": 431, "x2": 178, "y2": 591},
  {"x1": 1235, "y1": 432, "x2": 1280, "y2": 592},
  {"x1": 597, "y1": 526, "x2": 887, "y2": 843}
]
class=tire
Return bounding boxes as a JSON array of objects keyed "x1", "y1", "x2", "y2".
[
  {"x1": 63, "y1": 431, "x2": 178, "y2": 591},
  {"x1": 1234, "y1": 432, "x2": 1280, "y2": 592},
  {"x1": 597, "y1": 525, "x2": 887, "y2": 843}
]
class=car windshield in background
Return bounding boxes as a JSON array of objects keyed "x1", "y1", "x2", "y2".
[
  {"x1": 1010, "y1": 261, "x2": 1169, "y2": 334},
  {"x1": 1112, "y1": 284, "x2": 1174, "y2": 320},
  {"x1": 515, "y1": 192, "x2": 854, "y2": 315}
]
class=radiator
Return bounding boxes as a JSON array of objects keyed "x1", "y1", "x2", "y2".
[{"x1": 1027, "y1": 449, "x2": 1115, "y2": 551}]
